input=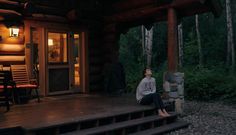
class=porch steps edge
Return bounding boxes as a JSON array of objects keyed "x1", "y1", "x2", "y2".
[
  {"x1": 62, "y1": 113, "x2": 177, "y2": 135},
  {"x1": 24, "y1": 106, "x2": 155, "y2": 131},
  {"x1": 129, "y1": 120, "x2": 190, "y2": 135}
]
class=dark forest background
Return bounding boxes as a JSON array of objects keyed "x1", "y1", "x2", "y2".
[{"x1": 118, "y1": 0, "x2": 236, "y2": 103}]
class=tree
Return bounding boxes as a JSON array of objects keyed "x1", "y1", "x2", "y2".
[
  {"x1": 142, "y1": 25, "x2": 154, "y2": 68},
  {"x1": 195, "y1": 14, "x2": 203, "y2": 66},
  {"x1": 226, "y1": 0, "x2": 235, "y2": 71},
  {"x1": 178, "y1": 23, "x2": 183, "y2": 68}
]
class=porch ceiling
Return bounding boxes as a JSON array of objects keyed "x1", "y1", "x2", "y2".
[
  {"x1": 104, "y1": 0, "x2": 222, "y2": 27},
  {"x1": 0, "y1": 0, "x2": 222, "y2": 27}
]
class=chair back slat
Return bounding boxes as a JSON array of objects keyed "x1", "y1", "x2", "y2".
[
  {"x1": 11, "y1": 65, "x2": 30, "y2": 85},
  {"x1": 0, "y1": 65, "x2": 3, "y2": 71},
  {"x1": 0, "y1": 72, "x2": 7, "y2": 86}
]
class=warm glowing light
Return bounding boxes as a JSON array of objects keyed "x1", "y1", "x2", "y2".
[
  {"x1": 9, "y1": 27, "x2": 19, "y2": 37},
  {"x1": 48, "y1": 39, "x2": 54, "y2": 46}
]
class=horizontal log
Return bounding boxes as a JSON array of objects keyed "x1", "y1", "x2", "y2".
[
  {"x1": 89, "y1": 76, "x2": 103, "y2": 84},
  {"x1": 103, "y1": 23, "x2": 117, "y2": 33},
  {"x1": 0, "y1": 9, "x2": 21, "y2": 16},
  {"x1": 0, "y1": 61, "x2": 24, "y2": 66},
  {"x1": 105, "y1": 0, "x2": 221, "y2": 24},
  {"x1": 104, "y1": 4, "x2": 168, "y2": 23},
  {"x1": 0, "y1": 51, "x2": 24, "y2": 55},
  {"x1": 103, "y1": 34, "x2": 118, "y2": 43},
  {"x1": 112, "y1": 0, "x2": 154, "y2": 12},
  {"x1": 0, "y1": 44, "x2": 24, "y2": 52},
  {"x1": 23, "y1": 1, "x2": 67, "y2": 16},
  {"x1": 89, "y1": 53, "x2": 103, "y2": 58},
  {"x1": 89, "y1": 84, "x2": 103, "y2": 91},
  {"x1": 89, "y1": 49, "x2": 103, "y2": 56},
  {"x1": 111, "y1": 0, "x2": 172, "y2": 13},
  {"x1": 0, "y1": 56, "x2": 25, "y2": 62},
  {"x1": 0, "y1": 0, "x2": 23, "y2": 13},
  {"x1": 89, "y1": 66, "x2": 103, "y2": 74},
  {"x1": 89, "y1": 58, "x2": 104, "y2": 65},
  {"x1": 25, "y1": 14, "x2": 68, "y2": 23}
]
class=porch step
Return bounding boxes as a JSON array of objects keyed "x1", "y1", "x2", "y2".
[
  {"x1": 24, "y1": 101, "x2": 179, "y2": 135},
  {"x1": 62, "y1": 114, "x2": 178, "y2": 135},
  {"x1": 129, "y1": 121, "x2": 189, "y2": 135}
]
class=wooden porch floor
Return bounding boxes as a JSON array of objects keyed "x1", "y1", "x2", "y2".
[{"x1": 0, "y1": 94, "x2": 152, "y2": 131}]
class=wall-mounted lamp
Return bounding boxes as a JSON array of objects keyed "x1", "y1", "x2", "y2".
[
  {"x1": 48, "y1": 39, "x2": 54, "y2": 46},
  {"x1": 9, "y1": 27, "x2": 19, "y2": 37}
]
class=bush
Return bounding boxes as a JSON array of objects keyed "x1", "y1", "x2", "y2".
[{"x1": 185, "y1": 66, "x2": 236, "y2": 103}]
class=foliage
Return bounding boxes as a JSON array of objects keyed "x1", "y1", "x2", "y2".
[
  {"x1": 119, "y1": 0, "x2": 236, "y2": 103},
  {"x1": 119, "y1": 27, "x2": 144, "y2": 93},
  {"x1": 185, "y1": 67, "x2": 223, "y2": 100}
]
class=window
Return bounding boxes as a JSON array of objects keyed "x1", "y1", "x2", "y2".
[{"x1": 48, "y1": 32, "x2": 67, "y2": 63}]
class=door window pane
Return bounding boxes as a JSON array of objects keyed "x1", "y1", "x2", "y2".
[
  {"x1": 74, "y1": 34, "x2": 80, "y2": 86},
  {"x1": 48, "y1": 32, "x2": 67, "y2": 63}
]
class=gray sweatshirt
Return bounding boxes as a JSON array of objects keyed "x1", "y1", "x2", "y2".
[{"x1": 136, "y1": 77, "x2": 156, "y2": 103}]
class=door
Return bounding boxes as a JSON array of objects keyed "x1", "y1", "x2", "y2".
[
  {"x1": 70, "y1": 32, "x2": 88, "y2": 93},
  {"x1": 72, "y1": 33, "x2": 81, "y2": 91},
  {"x1": 47, "y1": 31, "x2": 71, "y2": 94}
]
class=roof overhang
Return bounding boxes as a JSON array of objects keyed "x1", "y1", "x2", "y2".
[{"x1": 105, "y1": 0, "x2": 222, "y2": 27}]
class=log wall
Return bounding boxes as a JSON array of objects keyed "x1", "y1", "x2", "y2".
[
  {"x1": 0, "y1": 24, "x2": 25, "y2": 66},
  {"x1": 87, "y1": 27, "x2": 104, "y2": 92}
]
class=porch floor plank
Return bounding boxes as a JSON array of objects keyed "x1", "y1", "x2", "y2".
[{"x1": 0, "y1": 94, "x2": 152, "y2": 130}]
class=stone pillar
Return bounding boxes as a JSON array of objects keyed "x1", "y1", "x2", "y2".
[{"x1": 163, "y1": 72, "x2": 184, "y2": 114}]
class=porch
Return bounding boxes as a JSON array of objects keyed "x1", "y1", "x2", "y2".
[{"x1": 0, "y1": 94, "x2": 188, "y2": 135}]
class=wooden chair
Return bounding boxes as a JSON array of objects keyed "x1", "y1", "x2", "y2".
[
  {"x1": 0, "y1": 65, "x2": 3, "y2": 71},
  {"x1": 10, "y1": 65, "x2": 40, "y2": 103},
  {"x1": 0, "y1": 71, "x2": 12, "y2": 111}
]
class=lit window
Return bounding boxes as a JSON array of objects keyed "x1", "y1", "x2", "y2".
[{"x1": 48, "y1": 32, "x2": 67, "y2": 63}]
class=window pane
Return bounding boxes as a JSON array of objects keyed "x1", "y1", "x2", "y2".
[
  {"x1": 73, "y1": 34, "x2": 80, "y2": 86},
  {"x1": 48, "y1": 32, "x2": 67, "y2": 63}
]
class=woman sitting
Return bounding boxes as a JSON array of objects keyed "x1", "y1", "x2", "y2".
[{"x1": 136, "y1": 68, "x2": 170, "y2": 117}]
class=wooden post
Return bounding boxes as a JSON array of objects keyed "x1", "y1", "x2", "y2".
[{"x1": 167, "y1": 8, "x2": 178, "y2": 73}]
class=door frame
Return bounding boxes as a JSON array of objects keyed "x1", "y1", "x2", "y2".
[
  {"x1": 45, "y1": 29, "x2": 72, "y2": 95},
  {"x1": 24, "y1": 20, "x2": 89, "y2": 96},
  {"x1": 45, "y1": 29, "x2": 89, "y2": 95}
]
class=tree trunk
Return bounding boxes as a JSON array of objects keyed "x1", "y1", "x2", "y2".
[
  {"x1": 142, "y1": 25, "x2": 153, "y2": 68},
  {"x1": 226, "y1": 0, "x2": 235, "y2": 71},
  {"x1": 178, "y1": 23, "x2": 183, "y2": 68},
  {"x1": 195, "y1": 14, "x2": 203, "y2": 66},
  {"x1": 145, "y1": 27, "x2": 153, "y2": 68},
  {"x1": 141, "y1": 26, "x2": 145, "y2": 56}
]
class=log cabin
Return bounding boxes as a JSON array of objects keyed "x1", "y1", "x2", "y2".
[{"x1": 0, "y1": 0, "x2": 222, "y2": 97}]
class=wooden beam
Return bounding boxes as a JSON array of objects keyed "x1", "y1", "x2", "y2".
[
  {"x1": 105, "y1": 5, "x2": 169, "y2": 23},
  {"x1": 205, "y1": 0, "x2": 222, "y2": 17},
  {"x1": 112, "y1": 0, "x2": 156, "y2": 13},
  {"x1": 167, "y1": 8, "x2": 178, "y2": 72},
  {"x1": 0, "y1": 0, "x2": 23, "y2": 13},
  {"x1": 105, "y1": 0, "x2": 221, "y2": 24},
  {"x1": 111, "y1": 0, "x2": 173, "y2": 13}
]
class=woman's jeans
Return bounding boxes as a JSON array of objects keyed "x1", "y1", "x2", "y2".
[{"x1": 140, "y1": 93, "x2": 164, "y2": 110}]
